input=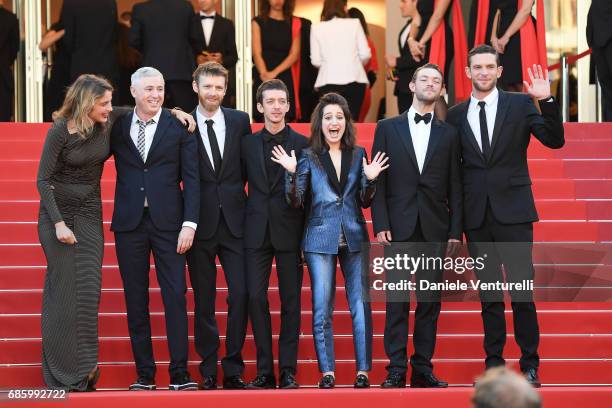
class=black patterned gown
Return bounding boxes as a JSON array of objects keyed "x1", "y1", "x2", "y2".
[{"x1": 37, "y1": 108, "x2": 129, "y2": 390}]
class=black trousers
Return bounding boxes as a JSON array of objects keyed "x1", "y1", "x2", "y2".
[
  {"x1": 383, "y1": 220, "x2": 445, "y2": 376},
  {"x1": 318, "y1": 82, "x2": 366, "y2": 121},
  {"x1": 114, "y1": 209, "x2": 189, "y2": 379},
  {"x1": 245, "y1": 228, "x2": 303, "y2": 376},
  {"x1": 592, "y1": 41, "x2": 612, "y2": 122},
  {"x1": 187, "y1": 214, "x2": 248, "y2": 378},
  {"x1": 396, "y1": 92, "x2": 413, "y2": 115},
  {"x1": 465, "y1": 203, "x2": 540, "y2": 371},
  {"x1": 164, "y1": 80, "x2": 198, "y2": 111}
]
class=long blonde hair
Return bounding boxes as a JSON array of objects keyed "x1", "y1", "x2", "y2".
[{"x1": 55, "y1": 74, "x2": 113, "y2": 137}]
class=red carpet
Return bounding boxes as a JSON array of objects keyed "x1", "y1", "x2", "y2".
[{"x1": 1, "y1": 122, "x2": 612, "y2": 405}]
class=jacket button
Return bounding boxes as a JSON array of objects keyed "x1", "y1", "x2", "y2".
[{"x1": 140, "y1": 187, "x2": 144, "y2": 191}]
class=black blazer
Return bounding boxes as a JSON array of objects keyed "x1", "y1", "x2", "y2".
[
  {"x1": 371, "y1": 113, "x2": 462, "y2": 242},
  {"x1": 242, "y1": 126, "x2": 309, "y2": 251},
  {"x1": 60, "y1": 0, "x2": 119, "y2": 82},
  {"x1": 0, "y1": 7, "x2": 19, "y2": 92},
  {"x1": 394, "y1": 19, "x2": 420, "y2": 98},
  {"x1": 110, "y1": 109, "x2": 200, "y2": 232},
  {"x1": 191, "y1": 107, "x2": 251, "y2": 240},
  {"x1": 200, "y1": 14, "x2": 238, "y2": 70},
  {"x1": 587, "y1": 0, "x2": 612, "y2": 49},
  {"x1": 130, "y1": 0, "x2": 204, "y2": 81},
  {"x1": 447, "y1": 91, "x2": 565, "y2": 230}
]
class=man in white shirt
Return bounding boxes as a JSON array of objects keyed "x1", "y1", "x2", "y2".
[
  {"x1": 187, "y1": 62, "x2": 252, "y2": 390},
  {"x1": 372, "y1": 63, "x2": 462, "y2": 389}
]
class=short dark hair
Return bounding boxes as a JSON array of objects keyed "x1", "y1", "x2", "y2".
[
  {"x1": 192, "y1": 61, "x2": 228, "y2": 86},
  {"x1": 309, "y1": 92, "x2": 356, "y2": 153},
  {"x1": 468, "y1": 44, "x2": 501, "y2": 67},
  {"x1": 256, "y1": 79, "x2": 290, "y2": 105},
  {"x1": 321, "y1": 0, "x2": 347, "y2": 21},
  {"x1": 411, "y1": 63, "x2": 444, "y2": 83}
]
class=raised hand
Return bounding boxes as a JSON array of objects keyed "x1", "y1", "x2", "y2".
[
  {"x1": 271, "y1": 145, "x2": 297, "y2": 174},
  {"x1": 363, "y1": 151, "x2": 389, "y2": 181},
  {"x1": 523, "y1": 64, "x2": 551, "y2": 100}
]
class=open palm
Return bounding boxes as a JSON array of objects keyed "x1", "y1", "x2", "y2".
[
  {"x1": 523, "y1": 64, "x2": 551, "y2": 100},
  {"x1": 363, "y1": 152, "x2": 389, "y2": 181}
]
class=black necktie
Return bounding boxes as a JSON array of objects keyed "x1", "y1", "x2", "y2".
[
  {"x1": 205, "y1": 119, "x2": 222, "y2": 175},
  {"x1": 478, "y1": 101, "x2": 491, "y2": 160},
  {"x1": 414, "y1": 112, "x2": 432, "y2": 124},
  {"x1": 200, "y1": 15, "x2": 214, "y2": 20}
]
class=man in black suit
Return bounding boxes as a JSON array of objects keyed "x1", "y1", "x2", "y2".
[
  {"x1": 130, "y1": 0, "x2": 204, "y2": 110},
  {"x1": 60, "y1": 0, "x2": 119, "y2": 85},
  {"x1": 372, "y1": 63, "x2": 462, "y2": 389},
  {"x1": 0, "y1": 0, "x2": 19, "y2": 121},
  {"x1": 242, "y1": 79, "x2": 308, "y2": 389},
  {"x1": 587, "y1": 0, "x2": 612, "y2": 121},
  {"x1": 110, "y1": 67, "x2": 200, "y2": 391},
  {"x1": 447, "y1": 45, "x2": 564, "y2": 387},
  {"x1": 187, "y1": 62, "x2": 251, "y2": 390},
  {"x1": 196, "y1": 0, "x2": 238, "y2": 108}
]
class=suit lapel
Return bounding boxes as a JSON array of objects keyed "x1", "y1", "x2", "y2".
[
  {"x1": 421, "y1": 117, "x2": 442, "y2": 174},
  {"x1": 490, "y1": 90, "x2": 509, "y2": 160},
  {"x1": 218, "y1": 107, "x2": 232, "y2": 177},
  {"x1": 256, "y1": 133, "x2": 269, "y2": 189},
  {"x1": 319, "y1": 150, "x2": 342, "y2": 194},
  {"x1": 339, "y1": 148, "x2": 352, "y2": 193},
  {"x1": 191, "y1": 110, "x2": 215, "y2": 175},
  {"x1": 121, "y1": 112, "x2": 143, "y2": 162},
  {"x1": 461, "y1": 101, "x2": 486, "y2": 161},
  {"x1": 392, "y1": 113, "x2": 419, "y2": 173},
  {"x1": 146, "y1": 110, "x2": 170, "y2": 164},
  {"x1": 270, "y1": 127, "x2": 295, "y2": 191},
  {"x1": 206, "y1": 15, "x2": 221, "y2": 48}
]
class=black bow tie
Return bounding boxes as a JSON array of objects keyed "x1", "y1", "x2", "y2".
[
  {"x1": 414, "y1": 112, "x2": 432, "y2": 124},
  {"x1": 200, "y1": 15, "x2": 214, "y2": 20},
  {"x1": 262, "y1": 132, "x2": 285, "y2": 144}
]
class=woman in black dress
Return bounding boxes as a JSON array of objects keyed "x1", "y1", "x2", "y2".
[
  {"x1": 252, "y1": 0, "x2": 300, "y2": 122},
  {"x1": 39, "y1": 21, "x2": 71, "y2": 122}
]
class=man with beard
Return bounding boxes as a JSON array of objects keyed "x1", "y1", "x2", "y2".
[
  {"x1": 371, "y1": 63, "x2": 462, "y2": 388},
  {"x1": 446, "y1": 45, "x2": 564, "y2": 387},
  {"x1": 187, "y1": 62, "x2": 251, "y2": 390},
  {"x1": 241, "y1": 79, "x2": 308, "y2": 389}
]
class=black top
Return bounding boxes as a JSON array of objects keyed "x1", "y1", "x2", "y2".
[
  {"x1": 261, "y1": 126, "x2": 289, "y2": 188},
  {"x1": 415, "y1": 0, "x2": 454, "y2": 83},
  {"x1": 0, "y1": 6, "x2": 20, "y2": 88},
  {"x1": 587, "y1": 0, "x2": 612, "y2": 48},
  {"x1": 496, "y1": 0, "x2": 527, "y2": 85}
]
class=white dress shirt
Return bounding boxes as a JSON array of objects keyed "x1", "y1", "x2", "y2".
[
  {"x1": 407, "y1": 106, "x2": 433, "y2": 174},
  {"x1": 196, "y1": 106, "x2": 226, "y2": 170},
  {"x1": 467, "y1": 87, "x2": 499, "y2": 151},
  {"x1": 310, "y1": 17, "x2": 371, "y2": 88},
  {"x1": 130, "y1": 108, "x2": 196, "y2": 231},
  {"x1": 199, "y1": 11, "x2": 215, "y2": 46}
]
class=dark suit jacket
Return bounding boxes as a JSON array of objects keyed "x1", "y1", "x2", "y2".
[
  {"x1": 371, "y1": 114, "x2": 462, "y2": 242},
  {"x1": 130, "y1": 0, "x2": 204, "y2": 81},
  {"x1": 0, "y1": 7, "x2": 19, "y2": 93},
  {"x1": 587, "y1": 0, "x2": 612, "y2": 48},
  {"x1": 60, "y1": 0, "x2": 119, "y2": 82},
  {"x1": 200, "y1": 14, "x2": 238, "y2": 70},
  {"x1": 242, "y1": 126, "x2": 308, "y2": 251},
  {"x1": 447, "y1": 91, "x2": 564, "y2": 230},
  {"x1": 191, "y1": 107, "x2": 251, "y2": 240},
  {"x1": 394, "y1": 19, "x2": 420, "y2": 98},
  {"x1": 110, "y1": 109, "x2": 200, "y2": 232}
]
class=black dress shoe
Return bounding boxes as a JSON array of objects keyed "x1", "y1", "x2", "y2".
[
  {"x1": 410, "y1": 372, "x2": 448, "y2": 388},
  {"x1": 354, "y1": 374, "x2": 370, "y2": 388},
  {"x1": 169, "y1": 372, "x2": 198, "y2": 391},
  {"x1": 279, "y1": 372, "x2": 299, "y2": 389},
  {"x1": 223, "y1": 375, "x2": 247, "y2": 389},
  {"x1": 318, "y1": 374, "x2": 335, "y2": 389},
  {"x1": 199, "y1": 375, "x2": 217, "y2": 390},
  {"x1": 129, "y1": 376, "x2": 156, "y2": 391},
  {"x1": 247, "y1": 375, "x2": 276, "y2": 389},
  {"x1": 522, "y1": 368, "x2": 541, "y2": 388},
  {"x1": 380, "y1": 372, "x2": 406, "y2": 388}
]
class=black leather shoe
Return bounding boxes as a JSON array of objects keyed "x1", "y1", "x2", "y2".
[
  {"x1": 318, "y1": 374, "x2": 335, "y2": 389},
  {"x1": 279, "y1": 372, "x2": 299, "y2": 389},
  {"x1": 129, "y1": 376, "x2": 156, "y2": 391},
  {"x1": 354, "y1": 374, "x2": 370, "y2": 388},
  {"x1": 199, "y1": 375, "x2": 217, "y2": 390},
  {"x1": 522, "y1": 368, "x2": 541, "y2": 388},
  {"x1": 247, "y1": 375, "x2": 276, "y2": 389},
  {"x1": 380, "y1": 372, "x2": 406, "y2": 388},
  {"x1": 169, "y1": 372, "x2": 198, "y2": 391},
  {"x1": 223, "y1": 375, "x2": 247, "y2": 389},
  {"x1": 410, "y1": 372, "x2": 448, "y2": 388}
]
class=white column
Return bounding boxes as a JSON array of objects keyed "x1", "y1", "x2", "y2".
[
  {"x1": 577, "y1": 0, "x2": 595, "y2": 122},
  {"x1": 234, "y1": 0, "x2": 252, "y2": 118},
  {"x1": 23, "y1": 0, "x2": 43, "y2": 122}
]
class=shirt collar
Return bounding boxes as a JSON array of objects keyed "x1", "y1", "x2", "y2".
[
  {"x1": 407, "y1": 106, "x2": 434, "y2": 124},
  {"x1": 197, "y1": 105, "x2": 224, "y2": 126},
  {"x1": 200, "y1": 11, "x2": 216, "y2": 18},
  {"x1": 132, "y1": 107, "x2": 162, "y2": 125},
  {"x1": 261, "y1": 125, "x2": 288, "y2": 143},
  {"x1": 470, "y1": 87, "x2": 499, "y2": 109}
]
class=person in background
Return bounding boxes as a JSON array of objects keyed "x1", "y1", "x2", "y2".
[
  {"x1": 116, "y1": 12, "x2": 142, "y2": 107},
  {"x1": 348, "y1": 7, "x2": 379, "y2": 122},
  {"x1": 39, "y1": 21, "x2": 71, "y2": 122},
  {"x1": 252, "y1": 0, "x2": 300, "y2": 122},
  {"x1": 295, "y1": 16, "x2": 318, "y2": 122},
  {"x1": 273, "y1": 93, "x2": 388, "y2": 389},
  {"x1": 310, "y1": 0, "x2": 371, "y2": 120},
  {"x1": 587, "y1": 0, "x2": 612, "y2": 121},
  {"x1": 196, "y1": 0, "x2": 239, "y2": 108},
  {"x1": 0, "y1": 0, "x2": 19, "y2": 121}
]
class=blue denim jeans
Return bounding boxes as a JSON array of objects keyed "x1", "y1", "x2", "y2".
[{"x1": 305, "y1": 248, "x2": 372, "y2": 373}]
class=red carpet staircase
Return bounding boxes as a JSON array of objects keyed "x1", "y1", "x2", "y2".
[{"x1": 1, "y1": 122, "x2": 612, "y2": 406}]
